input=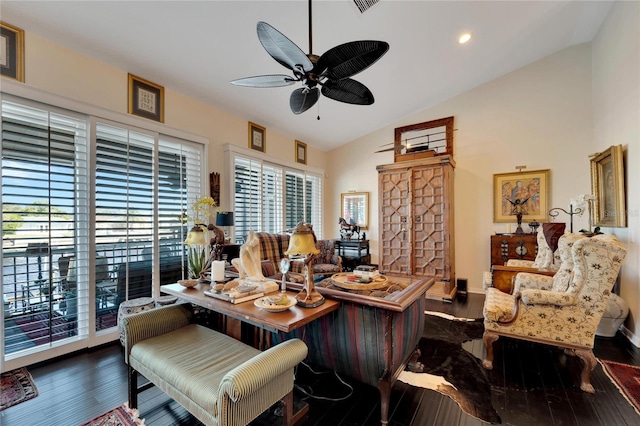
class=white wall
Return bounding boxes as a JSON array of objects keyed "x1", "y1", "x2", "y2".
[
  {"x1": 591, "y1": 0, "x2": 640, "y2": 344},
  {"x1": 327, "y1": 43, "x2": 594, "y2": 290}
]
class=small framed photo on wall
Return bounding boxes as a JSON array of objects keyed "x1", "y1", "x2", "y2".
[
  {"x1": 0, "y1": 22, "x2": 25, "y2": 82},
  {"x1": 249, "y1": 122, "x2": 266, "y2": 152},
  {"x1": 128, "y1": 74, "x2": 164, "y2": 122},
  {"x1": 295, "y1": 140, "x2": 307, "y2": 165}
]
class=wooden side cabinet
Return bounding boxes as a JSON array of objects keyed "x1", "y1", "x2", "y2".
[
  {"x1": 490, "y1": 234, "x2": 537, "y2": 266},
  {"x1": 335, "y1": 240, "x2": 371, "y2": 271}
]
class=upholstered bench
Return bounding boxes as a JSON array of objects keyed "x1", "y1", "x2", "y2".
[{"x1": 121, "y1": 303, "x2": 308, "y2": 426}]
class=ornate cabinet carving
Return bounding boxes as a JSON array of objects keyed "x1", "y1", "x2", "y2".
[{"x1": 377, "y1": 156, "x2": 455, "y2": 282}]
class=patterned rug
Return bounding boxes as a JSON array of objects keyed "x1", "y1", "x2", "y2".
[
  {"x1": 0, "y1": 367, "x2": 39, "y2": 411},
  {"x1": 397, "y1": 311, "x2": 501, "y2": 424},
  {"x1": 599, "y1": 359, "x2": 640, "y2": 415},
  {"x1": 80, "y1": 403, "x2": 145, "y2": 426}
]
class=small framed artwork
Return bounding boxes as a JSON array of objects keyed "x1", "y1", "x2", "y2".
[
  {"x1": 248, "y1": 122, "x2": 266, "y2": 152},
  {"x1": 493, "y1": 169, "x2": 550, "y2": 223},
  {"x1": 341, "y1": 192, "x2": 369, "y2": 229},
  {"x1": 128, "y1": 73, "x2": 164, "y2": 122},
  {"x1": 0, "y1": 22, "x2": 25, "y2": 82},
  {"x1": 295, "y1": 140, "x2": 307, "y2": 165},
  {"x1": 590, "y1": 145, "x2": 626, "y2": 227}
]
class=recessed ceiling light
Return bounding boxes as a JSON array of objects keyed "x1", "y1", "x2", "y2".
[{"x1": 459, "y1": 33, "x2": 472, "y2": 44}]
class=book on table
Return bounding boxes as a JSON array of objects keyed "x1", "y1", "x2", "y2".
[{"x1": 204, "y1": 289, "x2": 264, "y2": 304}]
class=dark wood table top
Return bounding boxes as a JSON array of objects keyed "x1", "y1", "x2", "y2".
[{"x1": 161, "y1": 283, "x2": 340, "y2": 333}]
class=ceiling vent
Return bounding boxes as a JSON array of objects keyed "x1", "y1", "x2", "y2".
[{"x1": 353, "y1": 0, "x2": 380, "y2": 13}]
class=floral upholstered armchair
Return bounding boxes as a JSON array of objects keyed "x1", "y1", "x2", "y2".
[{"x1": 482, "y1": 233, "x2": 626, "y2": 393}]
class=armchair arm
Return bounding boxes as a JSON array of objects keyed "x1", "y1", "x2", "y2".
[
  {"x1": 520, "y1": 289, "x2": 576, "y2": 306},
  {"x1": 219, "y1": 338, "x2": 308, "y2": 403},
  {"x1": 513, "y1": 272, "x2": 554, "y2": 293},
  {"x1": 331, "y1": 254, "x2": 343, "y2": 269},
  {"x1": 121, "y1": 303, "x2": 193, "y2": 364}
]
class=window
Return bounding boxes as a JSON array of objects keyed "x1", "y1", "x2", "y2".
[
  {"x1": 1, "y1": 96, "x2": 204, "y2": 363},
  {"x1": 232, "y1": 153, "x2": 322, "y2": 241}
]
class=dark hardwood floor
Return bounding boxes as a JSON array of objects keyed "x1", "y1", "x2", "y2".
[{"x1": 2, "y1": 293, "x2": 638, "y2": 426}]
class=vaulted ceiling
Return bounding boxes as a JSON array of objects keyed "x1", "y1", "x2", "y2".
[{"x1": 1, "y1": 1, "x2": 613, "y2": 151}]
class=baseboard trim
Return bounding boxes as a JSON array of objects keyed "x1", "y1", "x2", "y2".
[{"x1": 621, "y1": 325, "x2": 640, "y2": 348}]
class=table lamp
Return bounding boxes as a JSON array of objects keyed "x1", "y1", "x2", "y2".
[
  {"x1": 215, "y1": 211, "x2": 234, "y2": 242},
  {"x1": 285, "y1": 222, "x2": 325, "y2": 308}
]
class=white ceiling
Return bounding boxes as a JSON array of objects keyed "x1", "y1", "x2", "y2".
[{"x1": 0, "y1": 1, "x2": 613, "y2": 151}]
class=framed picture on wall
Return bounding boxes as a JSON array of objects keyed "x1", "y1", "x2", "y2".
[
  {"x1": 590, "y1": 145, "x2": 626, "y2": 227},
  {"x1": 341, "y1": 192, "x2": 369, "y2": 229},
  {"x1": 0, "y1": 22, "x2": 25, "y2": 82},
  {"x1": 128, "y1": 74, "x2": 165, "y2": 122},
  {"x1": 493, "y1": 169, "x2": 549, "y2": 223},
  {"x1": 249, "y1": 122, "x2": 266, "y2": 152},
  {"x1": 295, "y1": 140, "x2": 307, "y2": 165}
]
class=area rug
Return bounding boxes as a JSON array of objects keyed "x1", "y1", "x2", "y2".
[
  {"x1": 0, "y1": 367, "x2": 39, "y2": 411},
  {"x1": 397, "y1": 311, "x2": 501, "y2": 424},
  {"x1": 599, "y1": 359, "x2": 640, "y2": 415},
  {"x1": 80, "y1": 403, "x2": 145, "y2": 426}
]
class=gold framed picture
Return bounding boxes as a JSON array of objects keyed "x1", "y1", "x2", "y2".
[
  {"x1": 493, "y1": 169, "x2": 550, "y2": 223},
  {"x1": 0, "y1": 22, "x2": 25, "y2": 82},
  {"x1": 295, "y1": 140, "x2": 307, "y2": 165},
  {"x1": 249, "y1": 122, "x2": 266, "y2": 152},
  {"x1": 590, "y1": 145, "x2": 626, "y2": 227},
  {"x1": 341, "y1": 192, "x2": 369, "y2": 229},
  {"x1": 128, "y1": 73, "x2": 164, "y2": 122}
]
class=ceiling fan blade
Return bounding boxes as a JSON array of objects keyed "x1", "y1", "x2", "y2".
[
  {"x1": 257, "y1": 21, "x2": 313, "y2": 75},
  {"x1": 230, "y1": 75, "x2": 296, "y2": 88},
  {"x1": 315, "y1": 40, "x2": 389, "y2": 80},
  {"x1": 290, "y1": 87, "x2": 319, "y2": 115},
  {"x1": 321, "y1": 78, "x2": 374, "y2": 105}
]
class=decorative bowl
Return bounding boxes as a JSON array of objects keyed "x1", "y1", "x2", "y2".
[
  {"x1": 254, "y1": 295, "x2": 296, "y2": 312},
  {"x1": 178, "y1": 279, "x2": 199, "y2": 288}
]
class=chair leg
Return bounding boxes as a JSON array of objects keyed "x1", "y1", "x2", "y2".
[
  {"x1": 128, "y1": 366, "x2": 138, "y2": 409},
  {"x1": 281, "y1": 390, "x2": 294, "y2": 426},
  {"x1": 379, "y1": 380, "x2": 391, "y2": 425},
  {"x1": 482, "y1": 330, "x2": 499, "y2": 370},
  {"x1": 574, "y1": 348, "x2": 596, "y2": 393}
]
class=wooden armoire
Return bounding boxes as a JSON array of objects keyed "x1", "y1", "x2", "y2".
[{"x1": 377, "y1": 155, "x2": 455, "y2": 282}]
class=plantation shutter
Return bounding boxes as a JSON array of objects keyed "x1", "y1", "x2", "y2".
[{"x1": 233, "y1": 157, "x2": 262, "y2": 242}]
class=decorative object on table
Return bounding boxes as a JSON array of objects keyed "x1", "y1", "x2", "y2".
[
  {"x1": 598, "y1": 359, "x2": 640, "y2": 415},
  {"x1": 1, "y1": 367, "x2": 39, "y2": 411},
  {"x1": 127, "y1": 73, "x2": 164, "y2": 122},
  {"x1": 248, "y1": 121, "x2": 266, "y2": 152},
  {"x1": 181, "y1": 196, "x2": 225, "y2": 281},
  {"x1": 203, "y1": 280, "x2": 263, "y2": 304},
  {"x1": 215, "y1": 211, "x2": 234, "y2": 244},
  {"x1": 295, "y1": 140, "x2": 307, "y2": 164},
  {"x1": 231, "y1": 230, "x2": 265, "y2": 281},
  {"x1": 230, "y1": 0, "x2": 389, "y2": 116},
  {"x1": 79, "y1": 403, "x2": 144, "y2": 426},
  {"x1": 279, "y1": 258, "x2": 290, "y2": 293},
  {"x1": 331, "y1": 272, "x2": 388, "y2": 291},
  {"x1": 339, "y1": 217, "x2": 361, "y2": 240},
  {"x1": 254, "y1": 294, "x2": 296, "y2": 312},
  {"x1": 590, "y1": 145, "x2": 626, "y2": 227},
  {"x1": 0, "y1": 22, "x2": 25, "y2": 82},
  {"x1": 506, "y1": 196, "x2": 530, "y2": 234},
  {"x1": 340, "y1": 191, "x2": 369, "y2": 229},
  {"x1": 377, "y1": 116, "x2": 454, "y2": 163},
  {"x1": 178, "y1": 279, "x2": 198, "y2": 288},
  {"x1": 285, "y1": 222, "x2": 325, "y2": 308},
  {"x1": 528, "y1": 220, "x2": 540, "y2": 234},
  {"x1": 493, "y1": 168, "x2": 549, "y2": 223}
]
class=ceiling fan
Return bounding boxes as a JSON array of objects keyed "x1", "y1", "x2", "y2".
[{"x1": 230, "y1": 0, "x2": 389, "y2": 115}]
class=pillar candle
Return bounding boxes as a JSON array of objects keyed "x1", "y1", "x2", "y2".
[{"x1": 212, "y1": 260, "x2": 225, "y2": 282}]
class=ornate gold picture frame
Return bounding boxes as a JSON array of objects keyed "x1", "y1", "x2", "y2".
[
  {"x1": 0, "y1": 22, "x2": 25, "y2": 82},
  {"x1": 493, "y1": 169, "x2": 549, "y2": 223},
  {"x1": 590, "y1": 145, "x2": 626, "y2": 227},
  {"x1": 341, "y1": 192, "x2": 369, "y2": 229},
  {"x1": 249, "y1": 122, "x2": 266, "y2": 153},
  {"x1": 128, "y1": 74, "x2": 164, "y2": 122}
]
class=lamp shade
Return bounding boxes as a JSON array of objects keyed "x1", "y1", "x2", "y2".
[
  {"x1": 285, "y1": 222, "x2": 319, "y2": 256},
  {"x1": 184, "y1": 225, "x2": 207, "y2": 246},
  {"x1": 216, "y1": 211, "x2": 235, "y2": 227}
]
